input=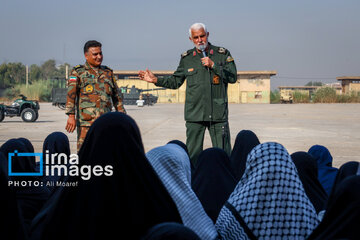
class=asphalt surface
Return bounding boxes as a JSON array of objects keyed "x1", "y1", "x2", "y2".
[{"x1": 1, "y1": 102, "x2": 359, "y2": 167}]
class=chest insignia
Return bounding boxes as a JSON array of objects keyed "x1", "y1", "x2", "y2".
[{"x1": 85, "y1": 84, "x2": 94, "y2": 93}]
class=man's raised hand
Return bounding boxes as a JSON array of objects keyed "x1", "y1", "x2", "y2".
[{"x1": 138, "y1": 68, "x2": 157, "y2": 83}]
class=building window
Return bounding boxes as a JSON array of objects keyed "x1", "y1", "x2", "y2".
[{"x1": 255, "y1": 91, "x2": 262, "y2": 99}]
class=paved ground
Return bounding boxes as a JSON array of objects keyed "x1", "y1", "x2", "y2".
[{"x1": 1, "y1": 102, "x2": 359, "y2": 167}]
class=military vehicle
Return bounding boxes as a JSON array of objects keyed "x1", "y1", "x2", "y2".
[
  {"x1": 280, "y1": 89, "x2": 293, "y2": 103},
  {"x1": 50, "y1": 85, "x2": 165, "y2": 109},
  {"x1": 51, "y1": 88, "x2": 67, "y2": 109},
  {"x1": 0, "y1": 94, "x2": 40, "y2": 122},
  {"x1": 120, "y1": 85, "x2": 166, "y2": 105}
]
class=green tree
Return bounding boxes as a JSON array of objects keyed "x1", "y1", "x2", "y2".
[
  {"x1": 305, "y1": 81, "x2": 323, "y2": 86},
  {"x1": 41, "y1": 59, "x2": 58, "y2": 80},
  {"x1": 0, "y1": 62, "x2": 25, "y2": 88},
  {"x1": 57, "y1": 63, "x2": 71, "y2": 78},
  {"x1": 29, "y1": 64, "x2": 42, "y2": 82},
  {"x1": 313, "y1": 87, "x2": 337, "y2": 103}
]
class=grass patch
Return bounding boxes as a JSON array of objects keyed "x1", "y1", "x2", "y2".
[{"x1": 4, "y1": 79, "x2": 52, "y2": 101}]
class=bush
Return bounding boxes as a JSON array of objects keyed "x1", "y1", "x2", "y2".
[
  {"x1": 270, "y1": 90, "x2": 280, "y2": 104},
  {"x1": 313, "y1": 87, "x2": 337, "y2": 103},
  {"x1": 4, "y1": 80, "x2": 52, "y2": 101},
  {"x1": 337, "y1": 91, "x2": 360, "y2": 103},
  {"x1": 4, "y1": 87, "x2": 20, "y2": 99},
  {"x1": 293, "y1": 91, "x2": 310, "y2": 103}
]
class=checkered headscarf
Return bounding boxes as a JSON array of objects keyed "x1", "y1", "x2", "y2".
[{"x1": 216, "y1": 142, "x2": 319, "y2": 240}]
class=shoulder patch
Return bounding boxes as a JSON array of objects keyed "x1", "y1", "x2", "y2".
[
  {"x1": 74, "y1": 65, "x2": 83, "y2": 70},
  {"x1": 181, "y1": 51, "x2": 189, "y2": 58},
  {"x1": 226, "y1": 56, "x2": 234, "y2": 62},
  {"x1": 68, "y1": 76, "x2": 77, "y2": 82},
  {"x1": 218, "y1": 47, "x2": 226, "y2": 54}
]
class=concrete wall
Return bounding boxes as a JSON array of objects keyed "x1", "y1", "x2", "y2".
[
  {"x1": 349, "y1": 83, "x2": 360, "y2": 93},
  {"x1": 237, "y1": 78, "x2": 270, "y2": 103}
]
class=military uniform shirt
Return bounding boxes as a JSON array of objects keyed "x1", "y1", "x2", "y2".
[
  {"x1": 65, "y1": 62, "x2": 126, "y2": 127},
  {"x1": 155, "y1": 43, "x2": 237, "y2": 122}
]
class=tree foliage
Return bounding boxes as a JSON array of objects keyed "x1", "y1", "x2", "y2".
[
  {"x1": 313, "y1": 87, "x2": 337, "y2": 103},
  {"x1": 0, "y1": 60, "x2": 71, "y2": 88},
  {"x1": 305, "y1": 81, "x2": 324, "y2": 86},
  {"x1": 0, "y1": 62, "x2": 26, "y2": 88}
]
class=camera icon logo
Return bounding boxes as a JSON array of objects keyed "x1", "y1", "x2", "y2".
[{"x1": 8, "y1": 150, "x2": 43, "y2": 176}]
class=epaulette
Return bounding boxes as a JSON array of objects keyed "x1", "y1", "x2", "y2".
[
  {"x1": 73, "y1": 65, "x2": 84, "y2": 73},
  {"x1": 74, "y1": 64, "x2": 83, "y2": 70},
  {"x1": 218, "y1": 47, "x2": 226, "y2": 54},
  {"x1": 181, "y1": 50, "x2": 191, "y2": 58}
]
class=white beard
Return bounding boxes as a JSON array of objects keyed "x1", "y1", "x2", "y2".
[{"x1": 194, "y1": 41, "x2": 208, "y2": 50}]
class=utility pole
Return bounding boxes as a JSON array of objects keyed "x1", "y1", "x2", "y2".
[
  {"x1": 26, "y1": 65, "x2": 29, "y2": 88},
  {"x1": 65, "y1": 64, "x2": 68, "y2": 79},
  {"x1": 65, "y1": 64, "x2": 69, "y2": 88}
]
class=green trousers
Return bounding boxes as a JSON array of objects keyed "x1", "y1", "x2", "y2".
[{"x1": 186, "y1": 121, "x2": 231, "y2": 167}]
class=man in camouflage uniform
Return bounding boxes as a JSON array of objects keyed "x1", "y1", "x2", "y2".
[
  {"x1": 65, "y1": 40, "x2": 126, "y2": 151},
  {"x1": 139, "y1": 23, "x2": 237, "y2": 166}
]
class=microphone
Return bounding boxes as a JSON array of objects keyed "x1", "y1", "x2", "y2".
[{"x1": 199, "y1": 45, "x2": 207, "y2": 57}]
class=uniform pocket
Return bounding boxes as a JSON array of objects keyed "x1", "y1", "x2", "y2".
[
  {"x1": 104, "y1": 79, "x2": 114, "y2": 95},
  {"x1": 79, "y1": 101, "x2": 96, "y2": 121},
  {"x1": 213, "y1": 98, "x2": 226, "y2": 120},
  {"x1": 185, "y1": 70, "x2": 198, "y2": 88}
]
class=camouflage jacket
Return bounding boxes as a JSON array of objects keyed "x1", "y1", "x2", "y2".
[{"x1": 65, "y1": 62, "x2": 126, "y2": 127}]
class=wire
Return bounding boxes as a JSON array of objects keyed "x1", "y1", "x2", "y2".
[{"x1": 273, "y1": 76, "x2": 335, "y2": 80}]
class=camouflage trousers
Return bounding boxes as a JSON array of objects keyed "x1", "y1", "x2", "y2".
[{"x1": 77, "y1": 126, "x2": 90, "y2": 152}]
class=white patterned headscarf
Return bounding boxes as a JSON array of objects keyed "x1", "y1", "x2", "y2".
[
  {"x1": 146, "y1": 143, "x2": 218, "y2": 240},
  {"x1": 216, "y1": 142, "x2": 319, "y2": 240}
]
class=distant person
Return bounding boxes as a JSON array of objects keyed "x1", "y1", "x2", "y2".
[
  {"x1": 146, "y1": 143, "x2": 219, "y2": 240},
  {"x1": 307, "y1": 175, "x2": 360, "y2": 240},
  {"x1": 65, "y1": 40, "x2": 126, "y2": 152},
  {"x1": 230, "y1": 130, "x2": 260, "y2": 182},
  {"x1": 192, "y1": 147, "x2": 237, "y2": 223},
  {"x1": 291, "y1": 151, "x2": 328, "y2": 215},
  {"x1": 308, "y1": 145, "x2": 338, "y2": 195},
  {"x1": 139, "y1": 22, "x2": 237, "y2": 166},
  {"x1": 216, "y1": 142, "x2": 319, "y2": 239},
  {"x1": 31, "y1": 112, "x2": 182, "y2": 240}
]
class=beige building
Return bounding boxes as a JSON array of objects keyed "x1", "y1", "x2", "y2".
[
  {"x1": 337, "y1": 76, "x2": 360, "y2": 94},
  {"x1": 114, "y1": 70, "x2": 277, "y2": 104}
]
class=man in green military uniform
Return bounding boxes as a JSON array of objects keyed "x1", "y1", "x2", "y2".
[
  {"x1": 139, "y1": 23, "x2": 237, "y2": 166},
  {"x1": 65, "y1": 40, "x2": 126, "y2": 151}
]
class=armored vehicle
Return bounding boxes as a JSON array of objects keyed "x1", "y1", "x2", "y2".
[
  {"x1": 51, "y1": 88, "x2": 67, "y2": 109},
  {"x1": 120, "y1": 85, "x2": 166, "y2": 105},
  {"x1": 0, "y1": 94, "x2": 40, "y2": 122},
  {"x1": 50, "y1": 85, "x2": 165, "y2": 109},
  {"x1": 280, "y1": 89, "x2": 293, "y2": 103}
]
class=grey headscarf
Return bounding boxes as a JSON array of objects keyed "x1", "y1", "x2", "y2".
[{"x1": 146, "y1": 143, "x2": 218, "y2": 240}]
